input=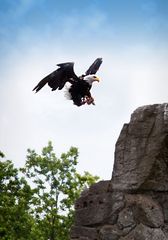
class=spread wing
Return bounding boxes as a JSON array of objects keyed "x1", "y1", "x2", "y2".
[
  {"x1": 85, "y1": 58, "x2": 103, "y2": 75},
  {"x1": 33, "y1": 62, "x2": 78, "y2": 93}
]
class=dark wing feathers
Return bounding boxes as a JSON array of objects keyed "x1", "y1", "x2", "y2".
[
  {"x1": 32, "y1": 75, "x2": 50, "y2": 92},
  {"x1": 33, "y1": 58, "x2": 103, "y2": 94},
  {"x1": 85, "y1": 58, "x2": 102, "y2": 75},
  {"x1": 33, "y1": 62, "x2": 78, "y2": 93}
]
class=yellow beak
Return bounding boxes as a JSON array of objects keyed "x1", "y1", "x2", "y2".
[{"x1": 95, "y1": 77, "x2": 100, "y2": 82}]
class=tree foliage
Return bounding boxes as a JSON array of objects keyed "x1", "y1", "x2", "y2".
[
  {"x1": 0, "y1": 142, "x2": 99, "y2": 240},
  {"x1": 0, "y1": 154, "x2": 35, "y2": 240}
]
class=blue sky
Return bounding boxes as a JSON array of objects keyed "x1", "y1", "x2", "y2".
[
  {"x1": 1, "y1": 0, "x2": 168, "y2": 53},
  {"x1": 0, "y1": 0, "x2": 168, "y2": 179}
]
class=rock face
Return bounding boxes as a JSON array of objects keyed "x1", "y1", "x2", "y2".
[
  {"x1": 70, "y1": 103, "x2": 168, "y2": 240},
  {"x1": 113, "y1": 103, "x2": 168, "y2": 192}
]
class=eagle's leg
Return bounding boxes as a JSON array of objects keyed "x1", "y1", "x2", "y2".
[
  {"x1": 85, "y1": 96, "x2": 95, "y2": 105},
  {"x1": 73, "y1": 96, "x2": 95, "y2": 106},
  {"x1": 81, "y1": 97, "x2": 87, "y2": 105}
]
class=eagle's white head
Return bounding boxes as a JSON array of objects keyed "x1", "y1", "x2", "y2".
[{"x1": 83, "y1": 75, "x2": 100, "y2": 85}]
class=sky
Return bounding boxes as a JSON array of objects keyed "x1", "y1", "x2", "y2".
[{"x1": 0, "y1": 0, "x2": 168, "y2": 180}]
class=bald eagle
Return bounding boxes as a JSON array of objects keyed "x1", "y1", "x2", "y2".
[{"x1": 33, "y1": 58, "x2": 102, "y2": 106}]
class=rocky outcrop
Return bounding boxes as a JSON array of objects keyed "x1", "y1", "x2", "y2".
[{"x1": 70, "y1": 103, "x2": 168, "y2": 240}]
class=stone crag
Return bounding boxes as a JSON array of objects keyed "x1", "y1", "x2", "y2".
[{"x1": 70, "y1": 103, "x2": 168, "y2": 240}]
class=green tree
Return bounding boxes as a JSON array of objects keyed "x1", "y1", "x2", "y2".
[
  {"x1": 0, "y1": 152, "x2": 36, "y2": 240},
  {"x1": 21, "y1": 141, "x2": 99, "y2": 240}
]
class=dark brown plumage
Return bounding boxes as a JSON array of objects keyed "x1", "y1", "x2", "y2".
[{"x1": 33, "y1": 58, "x2": 102, "y2": 106}]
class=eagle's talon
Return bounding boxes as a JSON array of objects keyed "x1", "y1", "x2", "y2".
[{"x1": 85, "y1": 96, "x2": 95, "y2": 105}]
